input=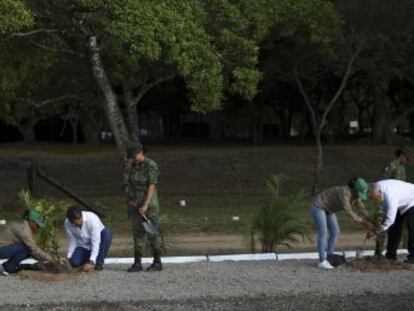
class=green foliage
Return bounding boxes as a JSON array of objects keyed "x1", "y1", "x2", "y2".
[
  {"x1": 0, "y1": 0, "x2": 33, "y2": 34},
  {"x1": 18, "y1": 190, "x2": 66, "y2": 256},
  {"x1": 104, "y1": 0, "x2": 224, "y2": 112},
  {"x1": 250, "y1": 175, "x2": 310, "y2": 253}
]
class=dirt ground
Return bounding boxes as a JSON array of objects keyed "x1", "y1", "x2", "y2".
[
  {"x1": 19, "y1": 270, "x2": 88, "y2": 283},
  {"x1": 348, "y1": 257, "x2": 414, "y2": 272}
]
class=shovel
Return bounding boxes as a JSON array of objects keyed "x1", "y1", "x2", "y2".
[
  {"x1": 128, "y1": 197, "x2": 158, "y2": 236},
  {"x1": 142, "y1": 215, "x2": 158, "y2": 236},
  {"x1": 356, "y1": 235, "x2": 369, "y2": 259}
]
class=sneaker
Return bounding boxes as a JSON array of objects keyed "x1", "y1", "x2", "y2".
[
  {"x1": 145, "y1": 262, "x2": 163, "y2": 272},
  {"x1": 318, "y1": 260, "x2": 334, "y2": 270},
  {"x1": 0, "y1": 265, "x2": 10, "y2": 276},
  {"x1": 127, "y1": 263, "x2": 143, "y2": 272}
]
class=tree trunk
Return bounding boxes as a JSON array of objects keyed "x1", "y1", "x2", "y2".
[
  {"x1": 18, "y1": 119, "x2": 36, "y2": 143},
  {"x1": 372, "y1": 96, "x2": 393, "y2": 144},
  {"x1": 209, "y1": 111, "x2": 224, "y2": 143},
  {"x1": 124, "y1": 85, "x2": 140, "y2": 143},
  {"x1": 313, "y1": 128, "x2": 323, "y2": 194},
  {"x1": 88, "y1": 36, "x2": 131, "y2": 191},
  {"x1": 88, "y1": 36, "x2": 130, "y2": 157},
  {"x1": 410, "y1": 113, "x2": 414, "y2": 140},
  {"x1": 80, "y1": 114, "x2": 103, "y2": 144},
  {"x1": 69, "y1": 117, "x2": 79, "y2": 144}
]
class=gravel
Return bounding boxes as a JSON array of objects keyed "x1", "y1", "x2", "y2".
[{"x1": 1, "y1": 260, "x2": 414, "y2": 310}]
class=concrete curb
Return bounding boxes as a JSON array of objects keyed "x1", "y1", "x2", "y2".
[{"x1": 0, "y1": 249, "x2": 409, "y2": 265}]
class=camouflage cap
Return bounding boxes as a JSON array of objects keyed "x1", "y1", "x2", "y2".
[{"x1": 126, "y1": 142, "x2": 143, "y2": 159}]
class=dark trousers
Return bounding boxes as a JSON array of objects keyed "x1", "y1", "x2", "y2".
[
  {"x1": 0, "y1": 244, "x2": 30, "y2": 274},
  {"x1": 386, "y1": 207, "x2": 414, "y2": 260},
  {"x1": 69, "y1": 227, "x2": 112, "y2": 267}
]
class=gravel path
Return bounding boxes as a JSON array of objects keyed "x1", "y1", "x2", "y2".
[{"x1": 1, "y1": 260, "x2": 414, "y2": 310}]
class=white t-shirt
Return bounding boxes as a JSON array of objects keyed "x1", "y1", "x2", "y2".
[
  {"x1": 64, "y1": 211, "x2": 104, "y2": 263},
  {"x1": 378, "y1": 180, "x2": 414, "y2": 230}
]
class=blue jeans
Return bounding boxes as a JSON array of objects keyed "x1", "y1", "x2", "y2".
[
  {"x1": 310, "y1": 205, "x2": 340, "y2": 261},
  {"x1": 0, "y1": 244, "x2": 30, "y2": 274},
  {"x1": 69, "y1": 227, "x2": 112, "y2": 267}
]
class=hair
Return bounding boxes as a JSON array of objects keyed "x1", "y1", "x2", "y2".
[
  {"x1": 395, "y1": 148, "x2": 405, "y2": 157},
  {"x1": 66, "y1": 206, "x2": 83, "y2": 223},
  {"x1": 368, "y1": 182, "x2": 381, "y2": 194},
  {"x1": 347, "y1": 177, "x2": 358, "y2": 189},
  {"x1": 22, "y1": 210, "x2": 30, "y2": 220}
]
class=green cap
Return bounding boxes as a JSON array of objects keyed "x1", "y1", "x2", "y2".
[
  {"x1": 126, "y1": 143, "x2": 143, "y2": 159},
  {"x1": 26, "y1": 209, "x2": 46, "y2": 228},
  {"x1": 353, "y1": 178, "x2": 369, "y2": 201}
]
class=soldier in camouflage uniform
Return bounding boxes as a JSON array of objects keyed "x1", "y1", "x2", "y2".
[
  {"x1": 381, "y1": 149, "x2": 408, "y2": 181},
  {"x1": 126, "y1": 143, "x2": 163, "y2": 272}
]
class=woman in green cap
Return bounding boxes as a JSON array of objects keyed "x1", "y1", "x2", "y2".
[
  {"x1": 126, "y1": 143, "x2": 163, "y2": 272},
  {"x1": 310, "y1": 177, "x2": 375, "y2": 270},
  {"x1": 0, "y1": 209, "x2": 58, "y2": 275}
]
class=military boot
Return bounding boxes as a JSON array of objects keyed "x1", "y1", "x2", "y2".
[
  {"x1": 145, "y1": 256, "x2": 162, "y2": 272},
  {"x1": 127, "y1": 256, "x2": 143, "y2": 272}
]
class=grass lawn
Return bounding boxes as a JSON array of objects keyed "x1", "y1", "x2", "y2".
[{"x1": 0, "y1": 143, "x2": 411, "y2": 254}]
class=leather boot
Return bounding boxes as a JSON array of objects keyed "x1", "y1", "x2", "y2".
[
  {"x1": 145, "y1": 256, "x2": 162, "y2": 272},
  {"x1": 127, "y1": 255, "x2": 143, "y2": 272}
]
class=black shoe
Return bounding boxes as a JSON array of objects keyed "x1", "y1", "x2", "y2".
[
  {"x1": 95, "y1": 264, "x2": 103, "y2": 271},
  {"x1": 127, "y1": 263, "x2": 143, "y2": 272},
  {"x1": 145, "y1": 262, "x2": 163, "y2": 272}
]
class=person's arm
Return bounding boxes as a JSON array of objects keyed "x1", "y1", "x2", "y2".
[
  {"x1": 88, "y1": 216, "x2": 102, "y2": 264},
  {"x1": 139, "y1": 162, "x2": 159, "y2": 216},
  {"x1": 13, "y1": 224, "x2": 53, "y2": 262},
  {"x1": 344, "y1": 201, "x2": 364, "y2": 223},
  {"x1": 355, "y1": 200, "x2": 376, "y2": 223},
  {"x1": 64, "y1": 220, "x2": 77, "y2": 259},
  {"x1": 139, "y1": 184, "x2": 156, "y2": 216},
  {"x1": 379, "y1": 195, "x2": 399, "y2": 231}
]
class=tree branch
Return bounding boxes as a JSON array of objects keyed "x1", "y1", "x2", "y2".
[
  {"x1": 391, "y1": 105, "x2": 414, "y2": 128},
  {"x1": 131, "y1": 73, "x2": 176, "y2": 107},
  {"x1": 319, "y1": 41, "x2": 364, "y2": 130},
  {"x1": 27, "y1": 38, "x2": 85, "y2": 58},
  {"x1": 8, "y1": 29, "x2": 59, "y2": 39},
  {"x1": 294, "y1": 67, "x2": 319, "y2": 132},
  {"x1": 34, "y1": 94, "x2": 82, "y2": 108}
]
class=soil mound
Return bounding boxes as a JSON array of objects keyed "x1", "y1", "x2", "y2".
[{"x1": 348, "y1": 256, "x2": 414, "y2": 272}]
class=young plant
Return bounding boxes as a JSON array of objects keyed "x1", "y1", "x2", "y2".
[
  {"x1": 18, "y1": 190, "x2": 66, "y2": 256},
  {"x1": 250, "y1": 175, "x2": 311, "y2": 253}
]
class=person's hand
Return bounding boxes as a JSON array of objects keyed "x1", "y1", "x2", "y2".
[
  {"x1": 361, "y1": 219, "x2": 376, "y2": 231},
  {"x1": 366, "y1": 231, "x2": 375, "y2": 239},
  {"x1": 81, "y1": 262, "x2": 95, "y2": 273},
  {"x1": 138, "y1": 205, "x2": 147, "y2": 217},
  {"x1": 46, "y1": 256, "x2": 60, "y2": 268}
]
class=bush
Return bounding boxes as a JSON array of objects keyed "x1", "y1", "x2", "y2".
[
  {"x1": 250, "y1": 175, "x2": 311, "y2": 253},
  {"x1": 18, "y1": 190, "x2": 66, "y2": 256}
]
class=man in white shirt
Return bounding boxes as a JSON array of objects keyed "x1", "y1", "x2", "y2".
[
  {"x1": 65, "y1": 206, "x2": 112, "y2": 271},
  {"x1": 368, "y1": 179, "x2": 414, "y2": 262}
]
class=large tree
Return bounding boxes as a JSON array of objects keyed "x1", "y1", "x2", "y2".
[{"x1": 1, "y1": 0, "x2": 346, "y2": 192}]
